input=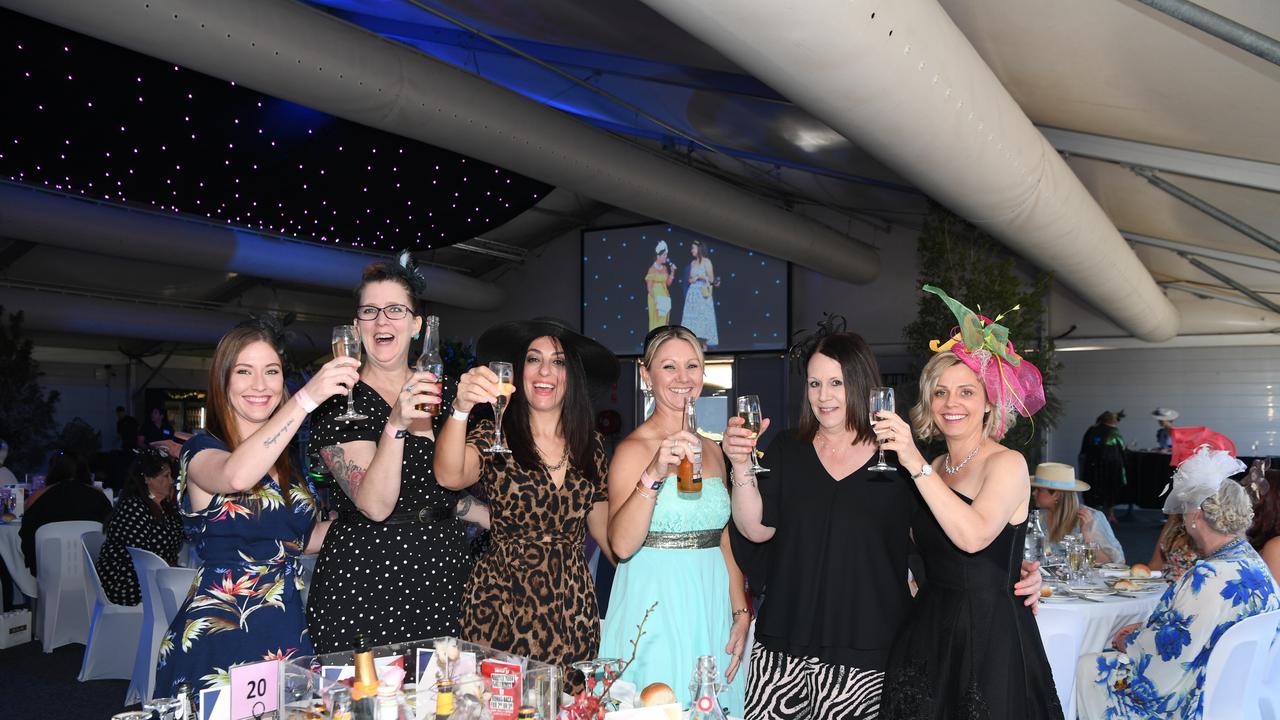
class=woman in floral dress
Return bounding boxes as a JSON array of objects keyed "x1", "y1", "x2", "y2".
[
  {"x1": 154, "y1": 321, "x2": 358, "y2": 695},
  {"x1": 1076, "y1": 446, "x2": 1279, "y2": 717}
]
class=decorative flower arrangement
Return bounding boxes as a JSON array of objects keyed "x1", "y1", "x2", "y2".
[{"x1": 563, "y1": 602, "x2": 657, "y2": 720}]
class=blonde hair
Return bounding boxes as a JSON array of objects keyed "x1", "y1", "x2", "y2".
[
  {"x1": 910, "y1": 353, "x2": 1016, "y2": 442},
  {"x1": 639, "y1": 326, "x2": 704, "y2": 392},
  {"x1": 1202, "y1": 479, "x2": 1255, "y2": 536},
  {"x1": 1042, "y1": 489, "x2": 1082, "y2": 545}
]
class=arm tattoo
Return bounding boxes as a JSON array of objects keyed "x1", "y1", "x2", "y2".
[
  {"x1": 263, "y1": 417, "x2": 295, "y2": 448},
  {"x1": 455, "y1": 494, "x2": 474, "y2": 518},
  {"x1": 319, "y1": 445, "x2": 367, "y2": 500}
]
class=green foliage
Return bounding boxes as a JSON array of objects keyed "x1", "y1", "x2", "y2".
[
  {"x1": 55, "y1": 417, "x2": 102, "y2": 461},
  {"x1": 902, "y1": 204, "x2": 1062, "y2": 466},
  {"x1": 441, "y1": 339, "x2": 477, "y2": 381},
  {"x1": 0, "y1": 308, "x2": 61, "y2": 475}
]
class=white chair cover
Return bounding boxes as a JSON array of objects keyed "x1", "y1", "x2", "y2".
[
  {"x1": 80, "y1": 530, "x2": 105, "y2": 621},
  {"x1": 78, "y1": 533, "x2": 143, "y2": 681},
  {"x1": 1035, "y1": 605, "x2": 1087, "y2": 720},
  {"x1": 125, "y1": 547, "x2": 170, "y2": 705},
  {"x1": 1260, "y1": 630, "x2": 1280, "y2": 720},
  {"x1": 1203, "y1": 609, "x2": 1280, "y2": 720},
  {"x1": 35, "y1": 520, "x2": 102, "y2": 652},
  {"x1": 155, "y1": 566, "x2": 197, "y2": 628}
]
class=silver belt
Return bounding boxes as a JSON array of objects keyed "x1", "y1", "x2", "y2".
[{"x1": 642, "y1": 529, "x2": 722, "y2": 549}]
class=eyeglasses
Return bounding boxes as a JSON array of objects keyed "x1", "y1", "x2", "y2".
[{"x1": 356, "y1": 304, "x2": 415, "y2": 321}]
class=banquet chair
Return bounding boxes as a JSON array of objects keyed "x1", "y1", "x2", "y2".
[
  {"x1": 79, "y1": 530, "x2": 105, "y2": 621},
  {"x1": 1255, "y1": 627, "x2": 1280, "y2": 720},
  {"x1": 125, "y1": 547, "x2": 171, "y2": 705},
  {"x1": 78, "y1": 534, "x2": 143, "y2": 680},
  {"x1": 34, "y1": 520, "x2": 102, "y2": 652},
  {"x1": 1034, "y1": 605, "x2": 1087, "y2": 720},
  {"x1": 155, "y1": 567, "x2": 197, "y2": 624},
  {"x1": 1202, "y1": 609, "x2": 1280, "y2": 720}
]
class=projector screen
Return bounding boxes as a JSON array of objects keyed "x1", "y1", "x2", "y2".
[{"x1": 582, "y1": 224, "x2": 788, "y2": 356}]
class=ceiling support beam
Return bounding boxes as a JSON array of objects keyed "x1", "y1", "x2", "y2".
[
  {"x1": 0, "y1": 239, "x2": 36, "y2": 273},
  {"x1": 1123, "y1": 231, "x2": 1280, "y2": 275},
  {"x1": 1181, "y1": 254, "x2": 1280, "y2": 315},
  {"x1": 1161, "y1": 282, "x2": 1269, "y2": 310},
  {"x1": 1041, "y1": 127, "x2": 1280, "y2": 193},
  {"x1": 1135, "y1": 0, "x2": 1280, "y2": 67},
  {"x1": 1133, "y1": 168, "x2": 1280, "y2": 256}
]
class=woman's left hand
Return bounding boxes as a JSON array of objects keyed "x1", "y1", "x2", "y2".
[
  {"x1": 1076, "y1": 507, "x2": 1095, "y2": 534},
  {"x1": 871, "y1": 410, "x2": 926, "y2": 473},
  {"x1": 724, "y1": 613, "x2": 750, "y2": 681},
  {"x1": 1015, "y1": 559, "x2": 1043, "y2": 615}
]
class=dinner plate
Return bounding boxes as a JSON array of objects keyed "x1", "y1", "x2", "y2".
[
  {"x1": 1072, "y1": 587, "x2": 1118, "y2": 597},
  {"x1": 1040, "y1": 594, "x2": 1072, "y2": 603},
  {"x1": 1101, "y1": 563, "x2": 1129, "y2": 571},
  {"x1": 1100, "y1": 568, "x2": 1163, "y2": 579}
]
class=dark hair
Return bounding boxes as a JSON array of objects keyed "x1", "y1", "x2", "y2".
[
  {"x1": 502, "y1": 334, "x2": 599, "y2": 485},
  {"x1": 116, "y1": 406, "x2": 126, "y2": 414},
  {"x1": 45, "y1": 454, "x2": 79, "y2": 485},
  {"x1": 1247, "y1": 468, "x2": 1280, "y2": 551},
  {"x1": 796, "y1": 332, "x2": 880, "y2": 445},
  {"x1": 355, "y1": 262, "x2": 421, "y2": 315},
  {"x1": 120, "y1": 450, "x2": 175, "y2": 521},
  {"x1": 206, "y1": 326, "x2": 295, "y2": 494}
]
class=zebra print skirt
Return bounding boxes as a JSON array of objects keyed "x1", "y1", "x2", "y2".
[{"x1": 745, "y1": 641, "x2": 884, "y2": 719}]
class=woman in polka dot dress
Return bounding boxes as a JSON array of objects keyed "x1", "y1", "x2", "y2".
[
  {"x1": 306, "y1": 261, "x2": 489, "y2": 653},
  {"x1": 94, "y1": 449, "x2": 185, "y2": 606}
]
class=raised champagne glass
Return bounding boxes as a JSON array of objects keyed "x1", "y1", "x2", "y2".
[
  {"x1": 868, "y1": 386, "x2": 896, "y2": 472},
  {"x1": 736, "y1": 394, "x2": 769, "y2": 475},
  {"x1": 484, "y1": 362, "x2": 515, "y2": 454},
  {"x1": 331, "y1": 325, "x2": 368, "y2": 422}
]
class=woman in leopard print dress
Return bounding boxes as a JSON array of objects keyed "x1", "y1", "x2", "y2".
[{"x1": 436, "y1": 319, "x2": 617, "y2": 684}]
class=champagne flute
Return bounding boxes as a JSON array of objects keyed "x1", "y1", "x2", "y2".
[
  {"x1": 331, "y1": 325, "x2": 368, "y2": 422},
  {"x1": 484, "y1": 362, "x2": 515, "y2": 455},
  {"x1": 735, "y1": 395, "x2": 769, "y2": 475},
  {"x1": 868, "y1": 386, "x2": 897, "y2": 472}
]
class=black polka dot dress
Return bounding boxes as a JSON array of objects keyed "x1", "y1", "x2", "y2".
[
  {"x1": 305, "y1": 380, "x2": 472, "y2": 653},
  {"x1": 94, "y1": 494, "x2": 185, "y2": 606}
]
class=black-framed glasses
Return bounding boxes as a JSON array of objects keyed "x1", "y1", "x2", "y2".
[{"x1": 356, "y1": 304, "x2": 415, "y2": 321}]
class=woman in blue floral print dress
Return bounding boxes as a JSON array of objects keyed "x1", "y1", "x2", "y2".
[
  {"x1": 154, "y1": 321, "x2": 359, "y2": 695},
  {"x1": 1077, "y1": 446, "x2": 1279, "y2": 718}
]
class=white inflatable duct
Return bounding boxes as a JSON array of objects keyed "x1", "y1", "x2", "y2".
[
  {"x1": 0, "y1": 183, "x2": 505, "y2": 310},
  {"x1": 0, "y1": 0, "x2": 880, "y2": 284},
  {"x1": 639, "y1": 0, "x2": 1180, "y2": 342}
]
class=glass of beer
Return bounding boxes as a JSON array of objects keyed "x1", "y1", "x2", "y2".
[
  {"x1": 736, "y1": 395, "x2": 769, "y2": 475},
  {"x1": 331, "y1": 325, "x2": 368, "y2": 422},
  {"x1": 484, "y1": 362, "x2": 515, "y2": 455}
]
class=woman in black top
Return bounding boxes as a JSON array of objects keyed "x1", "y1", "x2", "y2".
[
  {"x1": 19, "y1": 454, "x2": 112, "y2": 575},
  {"x1": 94, "y1": 450, "x2": 185, "y2": 605},
  {"x1": 306, "y1": 260, "x2": 488, "y2": 653},
  {"x1": 726, "y1": 326, "x2": 1042, "y2": 719}
]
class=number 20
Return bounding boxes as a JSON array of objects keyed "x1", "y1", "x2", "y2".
[{"x1": 246, "y1": 678, "x2": 267, "y2": 699}]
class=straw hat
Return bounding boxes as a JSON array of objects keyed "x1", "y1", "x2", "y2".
[
  {"x1": 1152, "y1": 407, "x2": 1180, "y2": 422},
  {"x1": 1030, "y1": 462, "x2": 1091, "y2": 492}
]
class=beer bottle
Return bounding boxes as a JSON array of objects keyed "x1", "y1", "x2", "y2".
[
  {"x1": 676, "y1": 396, "x2": 702, "y2": 495},
  {"x1": 415, "y1": 315, "x2": 444, "y2": 415},
  {"x1": 435, "y1": 678, "x2": 455, "y2": 720}
]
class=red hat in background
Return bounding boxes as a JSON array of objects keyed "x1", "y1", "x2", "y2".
[{"x1": 1170, "y1": 426, "x2": 1237, "y2": 467}]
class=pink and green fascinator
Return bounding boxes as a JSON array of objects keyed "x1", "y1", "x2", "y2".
[{"x1": 923, "y1": 285, "x2": 1046, "y2": 435}]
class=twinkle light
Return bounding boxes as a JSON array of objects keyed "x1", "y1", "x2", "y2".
[{"x1": 1, "y1": 9, "x2": 551, "y2": 251}]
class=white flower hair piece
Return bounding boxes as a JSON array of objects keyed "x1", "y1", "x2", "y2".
[
  {"x1": 1162, "y1": 444, "x2": 1246, "y2": 515},
  {"x1": 654, "y1": 240, "x2": 669, "y2": 255}
]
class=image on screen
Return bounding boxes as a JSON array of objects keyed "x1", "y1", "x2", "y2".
[{"x1": 582, "y1": 224, "x2": 788, "y2": 356}]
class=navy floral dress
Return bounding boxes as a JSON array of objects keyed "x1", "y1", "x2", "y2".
[
  {"x1": 1077, "y1": 536, "x2": 1279, "y2": 718},
  {"x1": 154, "y1": 433, "x2": 319, "y2": 694}
]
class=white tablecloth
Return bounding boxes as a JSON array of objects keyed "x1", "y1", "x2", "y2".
[
  {"x1": 0, "y1": 522, "x2": 38, "y2": 598},
  {"x1": 1043, "y1": 592, "x2": 1162, "y2": 653}
]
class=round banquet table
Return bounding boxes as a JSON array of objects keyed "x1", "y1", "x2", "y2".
[
  {"x1": 1041, "y1": 590, "x2": 1163, "y2": 653},
  {"x1": 0, "y1": 521, "x2": 38, "y2": 598}
]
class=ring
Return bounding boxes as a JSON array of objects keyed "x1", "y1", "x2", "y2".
[{"x1": 405, "y1": 384, "x2": 414, "y2": 394}]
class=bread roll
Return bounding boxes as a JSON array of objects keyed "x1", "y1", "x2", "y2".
[
  {"x1": 1130, "y1": 563, "x2": 1152, "y2": 578},
  {"x1": 639, "y1": 682, "x2": 677, "y2": 708},
  {"x1": 1040, "y1": 586, "x2": 1053, "y2": 599},
  {"x1": 1114, "y1": 579, "x2": 1139, "y2": 591}
]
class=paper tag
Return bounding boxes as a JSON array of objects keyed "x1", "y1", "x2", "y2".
[
  {"x1": 200, "y1": 686, "x2": 228, "y2": 720},
  {"x1": 481, "y1": 658, "x2": 522, "y2": 720},
  {"x1": 229, "y1": 660, "x2": 280, "y2": 720}
]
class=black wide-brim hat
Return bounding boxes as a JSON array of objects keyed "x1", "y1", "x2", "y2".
[{"x1": 476, "y1": 317, "x2": 620, "y2": 394}]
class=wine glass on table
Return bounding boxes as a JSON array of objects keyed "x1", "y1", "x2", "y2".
[
  {"x1": 735, "y1": 395, "x2": 769, "y2": 476},
  {"x1": 331, "y1": 325, "x2": 368, "y2": 422},
  {"x1": 484, "y1": 362, "x2": 515, "y2": 455},
  {"x1": 868, "y1": 386, "x2": 897, "y2": 472}
]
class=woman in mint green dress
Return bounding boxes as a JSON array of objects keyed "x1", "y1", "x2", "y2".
[{"x1": 600, "y1": 325, "x2": 747, "y2": 715}]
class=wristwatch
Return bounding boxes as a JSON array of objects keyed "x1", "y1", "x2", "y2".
[{"x1": 911, "y1": 462, "x2": 934, "y2": 481}]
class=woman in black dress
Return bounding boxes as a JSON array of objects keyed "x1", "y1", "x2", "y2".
[
  {"x1": 306, "y1": 260, "x2": 488, "y2": 652},
  {"x1": 94, "y1": 449, "x2": 185, "y2": 605},
  {"x1": 874, "y1": 286, "x2": 1060, "y2": 719}
]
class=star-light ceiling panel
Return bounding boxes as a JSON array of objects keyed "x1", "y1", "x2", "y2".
[{"x1": 0, "y1": 9, "x2": 552, "y2": 252}]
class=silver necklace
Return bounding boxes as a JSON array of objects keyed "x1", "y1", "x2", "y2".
[
  {"x1": 944, "y1": 442, "x2": 983, "y2": 475},
  {"x1": 542, "y1": 446, "x2": 570, "y2": 472}
]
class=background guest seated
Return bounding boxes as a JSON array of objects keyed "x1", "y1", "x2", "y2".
[
  {"x1": 1147, "y1": 513, "x2": 1198, "y2": 583},
  {"x1": 1245, "y1": 459, "x2": 1280, "y2": 581},
  {"x1": 94, "y1": 449, "x2": 185, "y2": 605},
  {"x1": 18, "y1": 452, "x2": 111, "y2": 575},
  {"x1": 1031, "y1": 462, "x2": 1124, "y2": 564}
]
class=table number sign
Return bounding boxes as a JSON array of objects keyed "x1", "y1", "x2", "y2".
[{"x1": 229, "y1": 659, "x2": 280, "y2": 720}]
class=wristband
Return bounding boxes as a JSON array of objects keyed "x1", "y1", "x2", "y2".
[
  {"x1": 294, "y1": 387, "x2": 319, "y2": 413},
  {"x1": 633, "y1": 481, "x2": 657, "y2": 501},
  {"x1": 451, "y1": 408, "x2": 471, "y2": 422},
  {"x1": 384, "y1": 423, "x2": 407, "y2": 440}
]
